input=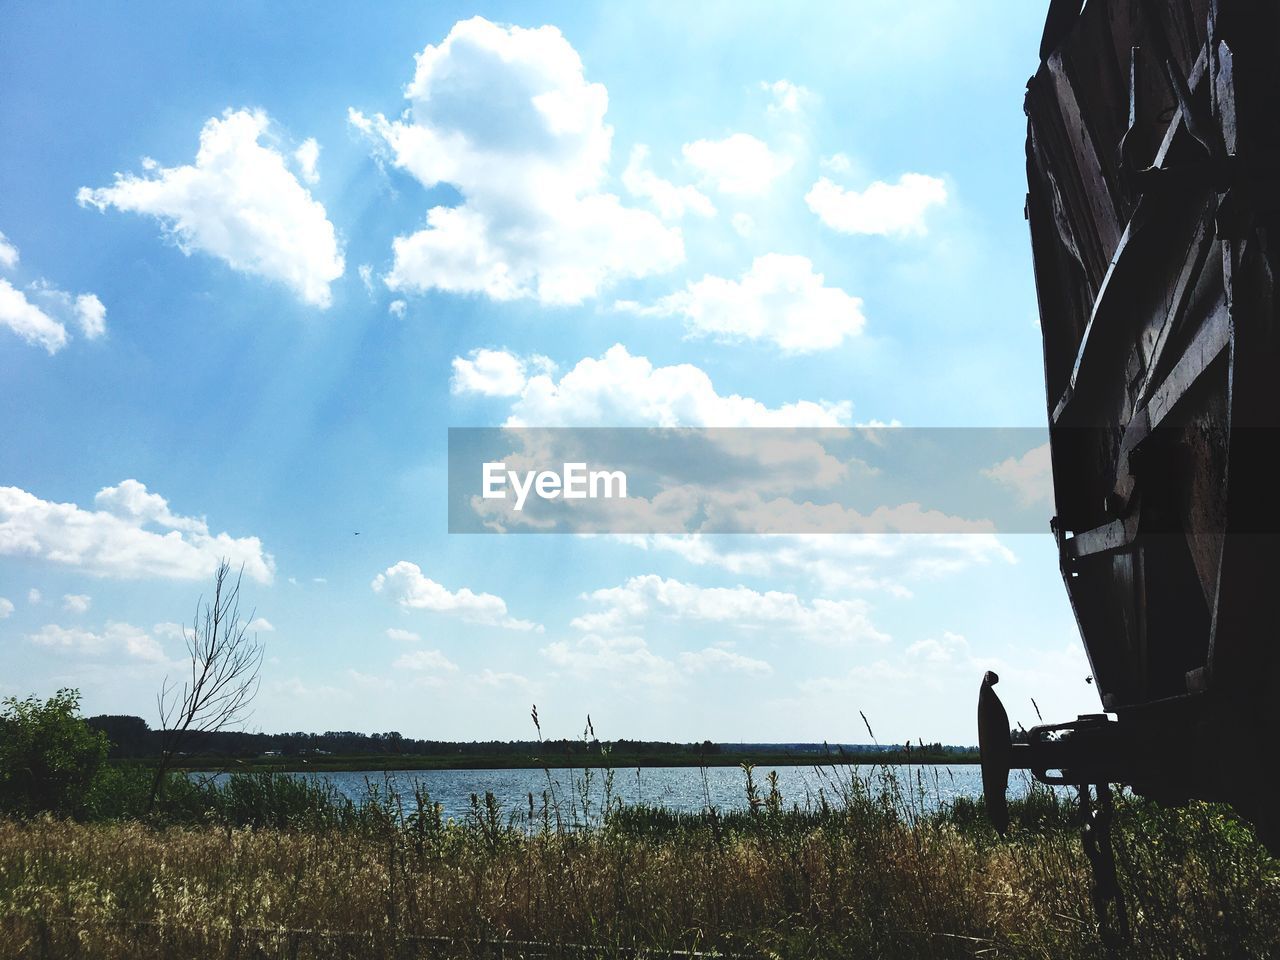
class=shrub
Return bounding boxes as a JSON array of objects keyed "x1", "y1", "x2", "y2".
[{"x1": 0, "y1": 688, "x2": 108, "y2": 818}]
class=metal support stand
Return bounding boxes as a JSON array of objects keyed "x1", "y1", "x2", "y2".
[{"x1": 1079, "y1": 783, "x2": 1130, "y2": 951}]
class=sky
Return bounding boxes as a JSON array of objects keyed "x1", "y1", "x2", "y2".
[{"x1": 0, "y1": 1, "x2": 1100, "y2": 744}]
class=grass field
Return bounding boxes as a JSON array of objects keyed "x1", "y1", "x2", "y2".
[{"x1": 2, "y1": 764, "x2": 1277, "y2": 959}]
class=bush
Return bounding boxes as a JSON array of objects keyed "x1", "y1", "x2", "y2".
[{"x1": 0, "y1": 688, "x2": 108, "y2": 818}]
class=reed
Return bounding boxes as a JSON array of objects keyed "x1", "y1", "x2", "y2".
[{"x1": 1, "y1": 761, "x2": 1275, "y2": 959}]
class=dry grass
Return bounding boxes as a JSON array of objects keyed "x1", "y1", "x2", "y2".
[{"x1": 1, "y1": 772, "x2": 1277, "y2": 959}]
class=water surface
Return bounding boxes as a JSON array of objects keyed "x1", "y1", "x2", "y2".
[{"x1": 198, "y1": 763, "x2": 1052, "y2": 823}]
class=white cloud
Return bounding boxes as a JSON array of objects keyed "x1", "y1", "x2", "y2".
[
  {"x1": 0, "y1": 234, "x2": 106, "y2": 349},
  {"x1": 678, "y1": 646, "x2": 772, "y2": 674},
  {"x1": 74, "y1": 294, "x2": 106, "y2": 339},
  {"x1": 0, "y1": 479, "x2": 274, "y2": 583},
  {"x1": 622, "y1": 145, "x2": 715, "y2": 220},
  {"x1": 247, "y1": 617, "x2": 275, "y2": 632},
  {"x1": 388, "y1": 299, "x2": 406, "y2": 318},
  {"x1": 451, "y1": 347, "x2": 538, "y2": 397},
  {"x1": 542, "y1": 632, "x2": 771, "y2": 687},
  {"x1": 806, "y1": 173, "x2": 947, "y2": 237},
  {"x1": 820, "y1": 153, "x2": 855, "y2": 174},
  {"x1": 358, "y1": 264, "x2": 374, "y2": 292},
  {"x1": 621, "y1": 253, "x2": 865, "y2": 353},
  {"x1": 542, "y1": 633, "x2": 679, "y2": 687},
  {"x1": 392, "y1": 649, "x2": 459, "y2": 673},
  {"x1": 761, "y1": 79, "x2": 813, "y2": 116},
  {"x1": 983, "y1": 442, "x2": 1053, "y2": 506},
  {"x1": 294, "y1": 137, "x2": 320, "y2": 184},
  {"x1": 27, "y1": 621, "x2": 166, "y2": 662},
  {"x1": 574, "y1": 574, "x2": 888, "y2": 646},
  {"x1": 682, "y1": 133, "x2": 791, "y2": 194},
  {"x1": 0, "y1": 231, "x2": 18, "y2": 269},
  {"x1": 372, "y1": 560, "x2": 540, "y2": 631},
  {"x1": 615, "y1": 533, "x2": 1015, "y2": 597},
  {"x1": 78, "y1": 109, "x2": 344, "y2": 307},
  {"x1": 906, "y1": 630, "x2": 970, "y2": 664},
  {"x1": 153, "y1": 622, "x2": 186, "y2": 641},
  {"x1": 352, "y1": 17, "x2": 682, "y2": 305},
  {"x1": 62, "y1": 594, "x2": 91, "y2": 614},
  {"x1": 28, "y1": 589, "x2": 41, "y2": 604},
  {"x1": 454, "y1": 343, "x2": 851, "y2": 427},
  {"x1": 0, "y1": 597, "x2": 13, "y2": 619},
  {"x1": 0, "y1": 279, "x2": 68, "y2": 353},
  {"x1": 385, "y1": 627, "x2": 421, "y2": 643}
]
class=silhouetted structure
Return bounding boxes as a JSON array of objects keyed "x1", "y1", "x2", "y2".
[{"x1": 979, "y1": 0, "x2": 1280, "y2": 865}]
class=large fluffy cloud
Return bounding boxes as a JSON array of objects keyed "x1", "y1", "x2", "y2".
[
  {"x1": 806, "y1": 173, "x2": 947, "y2": 236},
  {"x1": 0, "y1": 480, "x2": 274, "y2": 583},
  {"x1": 372, "y1": 560, "x2": 540, "y2": 631},
  {"x1": 451, "y1": 343, "x2": 851, "y2": 427},
  {"x1": 618, "y1": 253, "x2": 865, "y2": 353},
  {"x1": 78, "y1": 109, "x2": 344, "y2": 307},
  {"x1": 352, "y1": 17, "x2": 683, "y2": 305},
  {"x1": 27, "y1": 621, "x2": 167, "y2": 662}
]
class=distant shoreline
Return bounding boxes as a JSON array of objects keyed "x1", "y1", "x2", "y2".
[{"x1": 162, "y1": 749, "x2": 981, "y2": 774}]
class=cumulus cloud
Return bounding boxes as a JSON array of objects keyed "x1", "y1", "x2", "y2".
[
  {"x1": 0, "y1": 231, "x2": 107, "y2": 353},
  {"x1": 0, "y1": 597, "x2": 13, "y2": 619},
  {"x1": 62, "y1": 594, "x2": 91, "y2": 614},
  {"x1": 27, "y1": 621, "x2": 167, "y2": 662},
  {"x1": 372, "y1": 560, "x2": 540, "y2": 631},
  {"x1": 78, "y1": 109, "x2": 344, "y2": 307},
  {"x1": 622, "y1": 145, "x2": 715, "y2": 220},
  {"x1": 574, "y1": 574, "x2": 889, "y2": 646},
  {"x1": 983, "y1": 442, "x2": 1053, "y2": 507},
  {"x1": 682, "y1": 133, "x2": 792, "y2": 194},
  {"x1": 806, "y1": 173, "x2": 947, "y2": 236},
  {"x1": 451, "y1": 347, "x2": 552, "y2": 397},
  {"x1": 451, "y1": 343, "x2": 851, "y2": 427},
  {"x1": 385, "y1": 627, "x2": 421, "y2": 643},
  {"x1": 351, "y1": 17, "x2": 682, "y2": 305},
  {"x1": 0, "y1": 279, "x2": 68, "y2": 353},
  {"x1": 619, "y1": 253, "x2": 865, "y2": 353},
  {"x1": 247, "y1": 617, "x2": 275, "y2": 632},
  {"x1": 0, "y1": 480, "x2": 274, "y2": 583}
]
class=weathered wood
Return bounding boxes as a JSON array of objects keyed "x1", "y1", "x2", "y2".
[{"x1": 1026, "y1": 0, "x2": 1280, "y2": 849}]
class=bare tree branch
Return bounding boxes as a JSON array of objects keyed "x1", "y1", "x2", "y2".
[{"x1": 147, "y1": 559, "x2": 265, "y2": 812}]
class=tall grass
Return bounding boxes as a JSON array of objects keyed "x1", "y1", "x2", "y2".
[{"x1": 1, "y1": 759, "x2": 1276, "y2": 958}]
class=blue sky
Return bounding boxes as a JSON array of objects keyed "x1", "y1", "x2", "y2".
[{"x1": 0, "y1": 1, "x2": 1098, "y2": 743}]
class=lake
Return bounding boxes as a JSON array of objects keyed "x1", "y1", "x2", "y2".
[{"x1": 197, "y1": 763, "x2": 1052, "y2": 822}]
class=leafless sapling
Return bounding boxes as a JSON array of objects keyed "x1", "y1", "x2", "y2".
[{"x1": 147, "y1": 559, "x2": 265, "y2": 811}]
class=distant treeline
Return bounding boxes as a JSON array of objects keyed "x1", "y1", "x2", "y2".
[{"x1": 85, "y1": 716, "x2": 977, "y2": 762}]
